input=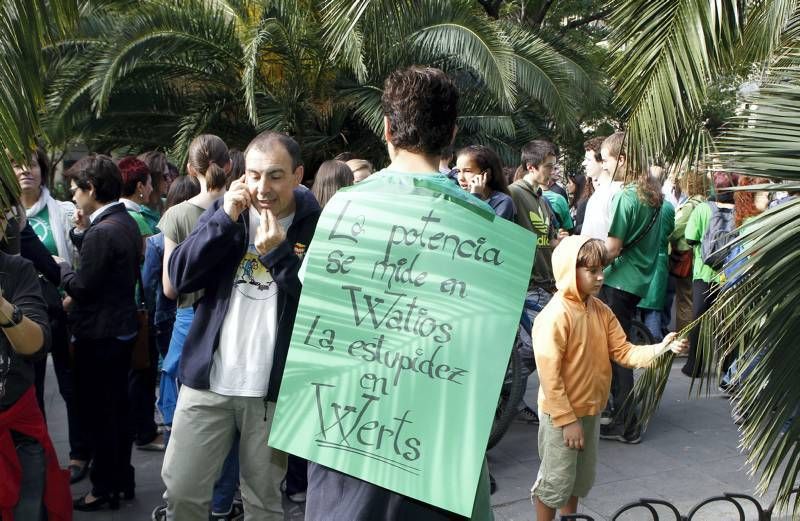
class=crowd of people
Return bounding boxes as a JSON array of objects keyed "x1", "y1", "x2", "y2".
[{"x1": 0, "y1": 64, "x2": 785, "y2": 521}]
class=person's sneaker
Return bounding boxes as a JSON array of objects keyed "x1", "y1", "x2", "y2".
[
  {"x1": 151, "y1": 504, "x2": 167, "y2": 521},
  {"x1": 516, "y1": 406, "x2": 539, "y2": 424},
  {"x1": 287, "y1": 491, "x2": 307, "y2": 503},
  {"x1": 600, "y1": 424, "x2": 642, "y2": 444},
  {"x1": 209, "y1": 502, "x2": 244, "y2": 521}
]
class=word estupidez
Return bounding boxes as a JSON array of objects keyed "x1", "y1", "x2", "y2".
[{"x1": 270, "y1": 177, "x2": 533, "y2": 516}]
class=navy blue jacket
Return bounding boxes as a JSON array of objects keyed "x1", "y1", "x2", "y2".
[{"x1": 168, "y1": 188, "x2": 321, "y2": 400}]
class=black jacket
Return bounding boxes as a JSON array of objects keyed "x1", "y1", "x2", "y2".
[
  {"x1": 61, "y1": 203, "x2": 141, "y2": 340},
  {"x1": 169, "y1": 189, "x2": 321, "y2": 401}
]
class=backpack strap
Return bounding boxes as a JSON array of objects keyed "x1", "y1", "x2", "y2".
[{"x1": 623, "y1": 203, "x2": 661, "y2": 251}]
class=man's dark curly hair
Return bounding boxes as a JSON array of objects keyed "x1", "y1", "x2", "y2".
[{"x1": 381, "y1": 66, "x2": 459, "y2": 156}]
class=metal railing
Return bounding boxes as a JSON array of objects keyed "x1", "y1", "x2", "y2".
[{"x1": 560, "y1": 489, "x2": 799, "y2": 521}]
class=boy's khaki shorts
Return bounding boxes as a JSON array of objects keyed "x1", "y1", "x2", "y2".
[{"x1": 531, "y1": 413, "x2": 599, "y2": 509}]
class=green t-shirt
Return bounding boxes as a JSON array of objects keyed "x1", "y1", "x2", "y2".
[
  {"x1": 28, "y1": 206, "x2": 58, "y2": 256},
  {"x1": 684, "y1": 202, "x2": 718, "y2": 283},
  {"x1": 542, "y1": 190, "x2": 574, "y2": 231},
  {"x1": 603, "y1": 186, "x2": 663, "y2": 298},
  {"x1": 638, "y1": 202, "x2": 676, "y2": 309}
]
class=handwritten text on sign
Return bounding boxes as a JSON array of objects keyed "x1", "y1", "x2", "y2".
[{"x1": 269, "y1": 174, "x2": 534, "y2": 516}]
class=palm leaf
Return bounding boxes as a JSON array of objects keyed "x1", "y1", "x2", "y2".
[{"x1": 606, "y1": 0, "x2": 743, "y2": 170}]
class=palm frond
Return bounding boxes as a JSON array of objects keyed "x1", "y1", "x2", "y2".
[
  {"x1": 717, "y1": 58, "x2": 800, "y2": 180},
  {"x1": 607, "y1": 0, "x2": 743, "y2": 169},
  {"x1": 0, "y1": 0, "x2": 77, "y2": 212},
  {"x1": 738, "y1": 0, "x2": 799, "y2": 65},
  {"x1": 404, "y1": 1, "x2": 517, "y2": 110}
]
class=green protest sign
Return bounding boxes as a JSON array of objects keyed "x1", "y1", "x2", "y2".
[{"x1": 269, "y1": 172, "x2": 535, "y2": 516}]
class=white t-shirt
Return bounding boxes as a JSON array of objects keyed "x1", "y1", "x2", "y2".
[
  {"x1": 581, "y1": 180, "x2": 622, "y2": 240},
  {"x1": 209, "y1": 210, "x2": 294, "y2": 397}
]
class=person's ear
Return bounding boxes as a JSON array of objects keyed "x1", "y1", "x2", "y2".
[
  {"x1": 293, "y1": 165, "x2": 304, "y2": 187},
  {"x1": 383, "y1": 115, "x2": 392, "y2": 144},
  {"x1": 618, "y1": 154, "x2": 626, "y2": 167}
]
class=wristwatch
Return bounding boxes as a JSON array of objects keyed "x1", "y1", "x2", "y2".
[{"x1": 0, "y1": 305, "x2": 23, "y2": 328}]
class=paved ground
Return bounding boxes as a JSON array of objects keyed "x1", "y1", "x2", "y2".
[{"x1": 43, "y1": 359, "x2": 791, "y2": 520}]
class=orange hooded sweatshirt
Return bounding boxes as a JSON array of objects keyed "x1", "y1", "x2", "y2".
[{"x1": 533, "y1": 235, "x2": 662, "y2": 427}]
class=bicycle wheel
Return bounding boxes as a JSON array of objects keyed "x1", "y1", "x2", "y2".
[
  {"x1": 629, "y1": 319, "x2": 655, "y2": 345},
  {"x1": 487, "y1": 338, "x2": 525, "y2": 450}
]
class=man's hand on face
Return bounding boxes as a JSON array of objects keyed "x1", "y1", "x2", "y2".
[
  {"x1": 224, "y1": 175, "x2": 251, "y2": 222},
  {"x1": 255, "y1": 208, "x2": 286, "y2": 255}
]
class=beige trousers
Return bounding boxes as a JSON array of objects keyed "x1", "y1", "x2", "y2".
[{"x1": 161, "y1": 386, "x2": 287, "y2": 520}]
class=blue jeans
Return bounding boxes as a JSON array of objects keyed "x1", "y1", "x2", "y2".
[
  {"x1": 211, "y1": 436, "x2": 241, "y2": 514},
  {"x1": 158, "y1": 307, "x2": 194, "y2": 425},
  {"x1": 642, "y1": 309, "x2": 664, "y2": 342},
  {"x1": 13, "y1": 437, "x2": 46, "y2": 520}
]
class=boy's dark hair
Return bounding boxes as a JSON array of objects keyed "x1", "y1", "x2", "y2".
[
  {"x1": 521, "y1": 140, "x2": 557, "y2": 170},
  {"x1": 583, "y1": 136, "x2": 606, "y2": 162},
  {"x1": 381, "y1": 66, "x2": 459, "y2": 156},
  {"x1": 456, "y1": 144, "x2": 509, "y2": 195},
  {"x1": 245, "y1": 131, "x2": 303, "y2": 170},
  {"x1": 64, "y1": 154, "x2": 122, "y2": 203},
  {"x1": 117, "y1": 156, "x2": 151, "y2": 197},
  {"x1": 577, "y1": 239, "x2": 608, "y2": 268}
]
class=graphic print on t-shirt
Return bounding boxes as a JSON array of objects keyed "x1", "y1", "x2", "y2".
[{"x1": 233, "y1": 247, "x2": 277, "y2": 300}]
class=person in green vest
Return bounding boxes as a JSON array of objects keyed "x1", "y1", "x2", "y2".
[
  {"x1": 681, "y1": 173, "x2": 736, "y2": 377},
  {"x1": 668, "y1": 172, "x2": 707, "y2": 333}
]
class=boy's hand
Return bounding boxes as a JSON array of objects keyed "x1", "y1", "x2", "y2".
[
  {"x1": 562, "y1": 420, "x2": 584, "y2": 450},
  {"x1": 655, "y1": 332, "x2": 689, "y2": 357}
]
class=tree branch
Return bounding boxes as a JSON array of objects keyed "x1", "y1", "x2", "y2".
[
  {"x1": 477, "y1": 0, "x2": 504, "y2": 19},
  {"x1": 560, "y1": 7, "x2": 612, "y2": 32},
  {"x1": 531, "y1": 0, "x2": 555, "y2": 28}
]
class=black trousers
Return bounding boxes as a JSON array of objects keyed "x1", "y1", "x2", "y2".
[
  {"x1": 128, "y1": 328, "x2": 159, "y2": 446},
  {"x1": 32, "y1": 313, "x2": 92, "y2": 461},
  {"x1": 73, "y1": 336, "x2": 135, "y2": 497},
  {"x1": 599, "y1": 285, "x2": 641, "y2": 428},
  {"x1": 684, "y1": 280, "x2": 718, "y2": 375}
]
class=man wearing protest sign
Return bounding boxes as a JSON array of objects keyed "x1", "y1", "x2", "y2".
[
  {"x1": 161, "y1": 132, "x2": 321, "y2": 519},
  {"x1": 269, "y1": 67, "x2": 534, "y2": 519}
]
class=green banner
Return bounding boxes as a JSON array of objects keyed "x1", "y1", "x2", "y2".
[{"x1": 269, "y1": 172, "x2": 535, "y2": 516}]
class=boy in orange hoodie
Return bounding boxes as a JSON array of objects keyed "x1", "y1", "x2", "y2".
[{"x1": 531, "y1": 236, "x2": 688, "y2": 520}]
